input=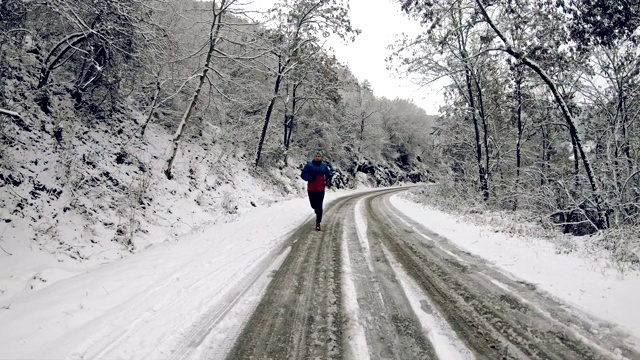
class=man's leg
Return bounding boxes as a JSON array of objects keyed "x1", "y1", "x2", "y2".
[
  {"x1": 307, "y1": 191, "x2": 315, "y2": 209},
  {"x1": 308, "y1": 191, "x2": 319, "y2": 225},
  {"x1": 308, "y1": 191, "x2": 324, "y2": 224},
  {"x1": 311, "y1": 191, "x2": 325, "y2": 224}
]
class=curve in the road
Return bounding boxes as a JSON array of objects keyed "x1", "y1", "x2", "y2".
[{"x1": 224, "y1": 188, "x2": 639, "y2": 360}]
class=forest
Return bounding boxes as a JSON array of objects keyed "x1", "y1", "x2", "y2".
[
  {"x1": 1, "y1": 0, "x2": 638, "y2": 263},
  {"x1": 0, "y1": 0, "x2": 433, "y2": 254},
  {"x1": 392, "y1": 0, "x2": 640, "y2": 252}
]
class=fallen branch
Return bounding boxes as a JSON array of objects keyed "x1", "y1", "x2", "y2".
[
  {"x1": 0, "y1": 108, "x2": 22, "y2": 119},
  {"x1": 0, "y1": 108, "x2": 31, "y2": 131}
]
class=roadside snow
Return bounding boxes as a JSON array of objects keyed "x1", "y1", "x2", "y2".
[{"x1": 389, "y1": 195, "x2": 640, "y2": 340}]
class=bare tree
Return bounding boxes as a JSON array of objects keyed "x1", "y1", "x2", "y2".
[
  {"x1": 473, "y1": 0, "x2": 608, "y2": 227},
  {"x1": 281, "y1": 51, "x2": 345, "y2": 165},
  {"x1": 396, "y1": 0, "x2": 640, "y2": 229},
  {"x1": 254, "y1": 0, "x2": 358, "y2": 167},
  {"x1": 164, "y1": 0, "x2": 235, "y2": 179},
  {"x1": 392, "y1": 0, "x2": 491, "y2": 199},
  {"x1": 35, "y1": 0, "x2": 148, "y2": 90}
]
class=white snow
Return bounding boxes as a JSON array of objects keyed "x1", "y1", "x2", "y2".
[
  {"x1": 0, "y1": 188, "x2": 639, "y2": 358},
  {"x1": 0, "y1": 190, "x2": 351, "y2": 359},
  {"x1": 390, "y1": 195, "x2": 640, "y2": 340},
  {"x1": 381, "y1": 244, "x2": 475, "y2": 360},
  {"x1": 354, "y1": 196, "x2": 474, "y2": 359},
  {"x1": 354, "y1": 199, "x2": 375, "y2": 272},
  {"x1": 340, "y1": 223, "x2": 371, "y2": 360}
]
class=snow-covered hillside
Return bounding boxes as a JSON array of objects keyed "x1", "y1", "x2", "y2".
[{"x1": 0, "y1": 97, "x2": 310, "y2": 301}]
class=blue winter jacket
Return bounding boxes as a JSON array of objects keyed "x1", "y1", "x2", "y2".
[{"x1": 301, "y1": 160, "x2": 333, "y2": 191}]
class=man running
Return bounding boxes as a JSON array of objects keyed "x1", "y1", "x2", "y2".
[{"x1": 300, "y1": 150, "x2": 333, "y2": 231}]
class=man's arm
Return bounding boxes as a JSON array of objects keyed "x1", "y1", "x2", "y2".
[
  {"x1": 300, "y1": 163, "x2": 315, "y2": 181},
  {"x1": 325, "y1": 163, "x2": 333, "y2": 177},
  {"x1": 324, "y1": 163, "x2": 334, "y2": 187}
]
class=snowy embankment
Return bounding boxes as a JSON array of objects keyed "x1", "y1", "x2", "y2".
[
  {"x1": 390, "y1": 194, "x2": 640, "y2": 340},
  {"x1": 0, "y1": 112, "x2": 306, "y2": 301}
]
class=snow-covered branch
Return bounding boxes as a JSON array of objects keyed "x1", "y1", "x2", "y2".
[{"x1": 0, "y1": 108, "x2": 23, "y2": 120}]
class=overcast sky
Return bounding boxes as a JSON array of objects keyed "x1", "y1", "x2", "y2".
[{"x1": 243, "y1": 0, "x2": 445, "y2": 115}]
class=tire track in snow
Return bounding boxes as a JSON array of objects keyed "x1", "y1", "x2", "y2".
[
  {"x1": 477, "y1": 272, "x2": 633, "y2": 360},
  {"x1": 355, "y1": 195, "x2": 472, "y2": 359},
  {"x1": 370, "y1": 192, "x2": 638, "y2": 359},
  {"x1": 341, "y1": 207, "x2": 371, "y2": 360},
  {"x1": 224, "y1": 196, "x2": 352, "y2": 359},
  {"x1": 384, "y1": 194, "x2": 639, "y2": 359},
  {"x1": 222, "y1": 188, "x2": 638, "y2": 359},
  {"x1": 226, "y1": 189, "x2": 437, "y2": 359},
  {"x1": 379, "y1": 243, "x2": 475, "y2": 359},
  {"x1": 350, "y1": 192, "x2": 438, "y2": 359}
]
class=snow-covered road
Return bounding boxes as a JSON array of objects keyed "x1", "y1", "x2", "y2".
[
  {"x1": 227, "y1": 188, "x2": 637, "y2": 359},
  {"x1": 1, "y1": 187, "x2": 639, "y2": 359}
]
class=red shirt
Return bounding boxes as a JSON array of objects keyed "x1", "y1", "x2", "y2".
[{"x1": 308, "y1": 173, "x2": 326, "y2": 192}]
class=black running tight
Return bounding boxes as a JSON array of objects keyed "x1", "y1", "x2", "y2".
[{"x1": 307, "y1": 190, "x2": 325, "y2": 224}]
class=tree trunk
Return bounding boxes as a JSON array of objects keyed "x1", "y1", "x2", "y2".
[
  {"x1": 255, "y1": 65, "x2": 284, "y2": 167},
  {"x1": 38, "y1": 33, "x2": 89, "y2": 89},
  {"x1": 473, "y1": 75, "x2": 490, "y2": 194},
  {"x1": 455, "y1": 7, "x2": 488, "y2": 201},
  {"x1": 283, "y1": 81, "x2": 302, "y2": 166},
  {"x1": 141, "y1": 76, "x2": 161, "y2": 137},
  {"x1": 359, "y1": 85, "x2": 365, "y2": 142},
  {"x1": 0, "y1": 108, "x2": 28, "y2": 131},
  {"x1": 283, "y1": 113, "x2": 293, "y2": 166},
  {"x1": 570, "y1": 131, "x2": 580, "y2": 190},
  {"x1": 618, "y1": 86, "x2": 633, "y2": 173},
  {"x1": 622, "y1": 116, "x2": 633, "y2": 173},
  {"x1": 165, "y1": 0, "x2": 225, "y2": 179},
  {"x1": 514, "y1": 66, "x2": 523, "y2": 210},
  {"x1": 465, "y1": 68, "x2": 489, "y2": 200},
  {"x1": 540, "y1": 125, "x2": 548, "y2": 186}
]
